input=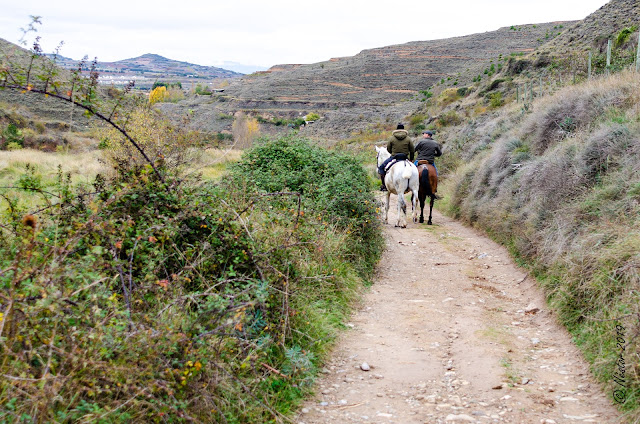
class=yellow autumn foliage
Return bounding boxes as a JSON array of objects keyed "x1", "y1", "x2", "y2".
[{"x1": 149, "y1": 86, "x2": 167, "y2": 104}]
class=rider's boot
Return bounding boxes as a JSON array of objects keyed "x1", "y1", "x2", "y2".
[{"x1": 380, "y1": 174, "x2": 387, "y2": 191}]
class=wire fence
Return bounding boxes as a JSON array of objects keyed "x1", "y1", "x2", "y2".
[{"x1": 516, "y1": 33, "x2": 640, "y2": 108}]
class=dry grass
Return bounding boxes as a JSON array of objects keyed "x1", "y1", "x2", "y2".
[
  {"x1": 0, "y1": 149, "x2": 108, "y2": 214},
  {"x1": 187, "y1": 147, "x2": 243, "y2": 180},
  {"x1": 0, "y1": 149, "x2": 107, "y2": 184},
  {"x1": 436, "y1": 88, "x2": 461, "y2": 108},
  {"x1": 441, "y1": 70, "x2": 640, "y2": 418},
  {"x1": 521, "y1": 72, "x2": 640, "y2": 154}
]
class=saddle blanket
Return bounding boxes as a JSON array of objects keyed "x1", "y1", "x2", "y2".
[{"x1": 384, "y1": 159, "x2": 409, "y2": 173}]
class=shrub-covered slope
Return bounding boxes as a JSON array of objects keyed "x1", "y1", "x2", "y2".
[
  {"x1": 440, "y1": 70, "x2": 640, "y2": 418},
  {"x1": 0, "y1": 136, "x2": 383, "y2": 422}
]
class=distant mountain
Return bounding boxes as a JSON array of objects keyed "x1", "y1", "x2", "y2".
[
  {"x1": 42, "y1": 52, "x2": 242, "y2": 88},
  {"x1": 105, "y1": 53, "x2": 242, "y2": 78},
  {"x1": 214, "y1": 61, "x2": 268, "y2": 75}
]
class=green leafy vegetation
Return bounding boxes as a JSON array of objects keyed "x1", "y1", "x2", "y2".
[
  {"x1": 1, "y1": 123, "x2": 24, "y2": 149},
  {"x1": 194, "y1": 83, "x2": 213, "y2": 95},
  {"x1": 419, "y1": 89, "x2": 433, "y2": 102},
  {"x1": 489, "y1": 92, "x2": 504, "y2": 108},
  {"x1": 304, "y1": 112, "x2": 320, "y2": 121},
  {"x1": 438, "y1": 110, "x2": 462, "y2": 128},
  {"x1": 256, "y1": 115, "x2": 307, "y2": 129},
  {"x1": 152, "y1": 81, "x2": 182, "y2": 90}
]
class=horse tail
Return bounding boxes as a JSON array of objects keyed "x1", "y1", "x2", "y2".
[
  {"x1": 420, "y1": 165, "x2": 432, "y2": 196},
  {"x1": 402, "y1": 161, "x2": 412, "y2": 179}
]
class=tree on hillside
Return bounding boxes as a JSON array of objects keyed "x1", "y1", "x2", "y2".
[
  {"x1": 232, "y1": 112, "x2": 260, "y2": 149},
  {"x1": 0, "y1": 16, "x2": 165, "y2": 182},
  {"x1": 148, "y1": 85, "x2": 167, "y2": 104}
]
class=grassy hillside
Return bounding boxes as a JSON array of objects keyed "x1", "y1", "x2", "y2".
[{"x1": 436, "y1": 70, "x2": 640, "y2": 420}]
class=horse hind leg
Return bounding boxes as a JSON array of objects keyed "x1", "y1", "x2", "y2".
[
  {"x1": 384, "y1": 191, "x2": 391, "y2": 224},
  {"x1": 427, "y1": 195, "x2": 435, "y2": 225},
  {"x1": 411, "y1": 186, "x2": 419, "y2": 223},
  {"x1": 396, "y1": 193, "x2": 407, "y2": 228}
]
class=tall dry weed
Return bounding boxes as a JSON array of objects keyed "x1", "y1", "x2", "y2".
[{"x1": 522, "y1": 72, "x2": 640, "y2": 154}]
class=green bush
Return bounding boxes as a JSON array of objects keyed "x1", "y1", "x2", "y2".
[
  {"x1": 614, "y1": 26, "x2": 638, "y2": 48},
  {"x1": 305, "y1": 113, "x2": 320, "y2": 121},
  {"x1": 412, "y1": 123, "x2": 426, "y2": 135},
  {"x1": 5, "y1": 142, "x2": 23, "y2": 150},
  {"x1": 489, "y1": 92, "x2": 504, "y2": 108},
  {"x1": 409, "y1": 114, "x2": 426, "y2": 126},
  {"x1": 231, "y1": 136, "x2": 384, "y2": 275},
  {"x1": 438, "y1": 110, "x2": 463, "y2": 127},
  {"x1": 195, "y1": 84, "x2": 212, "y2": 95},
  {"x1": 419, "y1": 90, "x2": 433, "y2": 100},
  {"x1": 1, "y1": 123, "x2": 24, "y2": 149}
]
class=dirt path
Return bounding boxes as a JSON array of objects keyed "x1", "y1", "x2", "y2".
[{"x1": 296, "y1": 198, "x2": 624, "y2": 424}]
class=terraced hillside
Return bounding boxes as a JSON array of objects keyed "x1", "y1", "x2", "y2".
[
  {"x1": 226, "y1": 22, "x2": 574, "y2": 106},
  {"x1": 166, "y1": 22, "x2": 575, "y2": 141}
]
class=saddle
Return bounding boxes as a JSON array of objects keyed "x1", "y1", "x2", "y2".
[{"x1": 383, "y1": 153, "x2": 409, "y2": 173}]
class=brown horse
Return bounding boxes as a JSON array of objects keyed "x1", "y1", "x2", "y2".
[{"x1": 416, "y1": 161, "x2": 438, "y2": 225}]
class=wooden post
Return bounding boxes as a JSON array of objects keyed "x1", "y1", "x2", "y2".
[
  {"x1": 539, "y1": 76, "x2": 543, "y2": 97},
  {"x1": 516, "y1": 86, "x2": 519, "y2": 103},
  {"x1": 530, "y1": 82, "x2": 534, "y2": 103},
  {"x1": 588, "y1": 51, "x2": 592, "y2": 79},
  {"x1": 636, "y1": 33, "x2": 640, "y2": 72},
  {"x1": 607, "y1": 39, "x2": 612, "y2": 76}
]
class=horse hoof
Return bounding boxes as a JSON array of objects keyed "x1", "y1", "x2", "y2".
[
  {"x1": 427, "y1": 221, "x2": 432, "y2": 225},
  {"x1": 419, "y1": 218, "x2": 424, "y2": 223}
]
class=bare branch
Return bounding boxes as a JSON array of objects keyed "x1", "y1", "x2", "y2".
[{"x1": 1, "y1": 85, "x2": 165, "y2": 184}]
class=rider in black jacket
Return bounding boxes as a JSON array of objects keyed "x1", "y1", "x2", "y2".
[{"x1": 414, "y1": 130, "x2": 442, "y2": 175}]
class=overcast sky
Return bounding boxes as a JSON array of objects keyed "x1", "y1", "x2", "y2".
[{"x1": 2, "y1": 0, "x2": 610, "y2": 71}]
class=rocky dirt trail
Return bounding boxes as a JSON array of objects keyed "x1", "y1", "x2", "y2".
[{"x1": 296, "y1": 198, "x2": 624, "y2": 424}]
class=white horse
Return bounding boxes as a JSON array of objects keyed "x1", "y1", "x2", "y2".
[{"x1": 375, "y1": 145, "x2": 419, "y2": 228}]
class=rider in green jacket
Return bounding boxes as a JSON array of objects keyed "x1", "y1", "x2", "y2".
[{"x1": 378, "y1": 124, "x2": 415, "y2": 191}]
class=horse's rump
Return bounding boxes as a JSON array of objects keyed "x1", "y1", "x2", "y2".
[{"x1": 418, "y1": 164, "x2": 438, "y2": 195}]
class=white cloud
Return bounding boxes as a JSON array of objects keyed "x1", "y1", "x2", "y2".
[{"x1": 1, "y1": 0, "x2": 611, "y2": 68}]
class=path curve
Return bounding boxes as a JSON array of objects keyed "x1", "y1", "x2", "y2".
[{"x1": 296, "y1": 196, "x2": 623, "y2": 424}]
